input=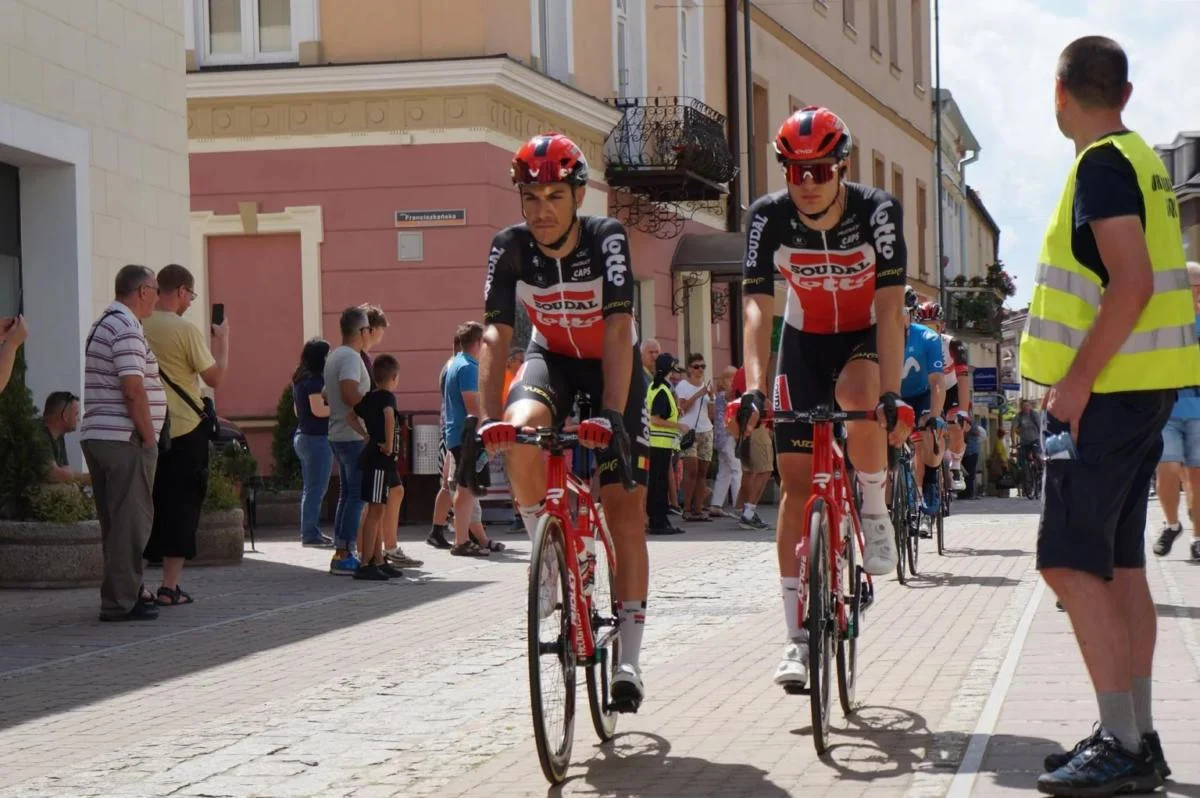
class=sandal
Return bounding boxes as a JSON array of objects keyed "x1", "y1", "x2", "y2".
[
  {"x1": 450, "y1": 541, "x2": 490, "y2": 557},
  {"x1": 470, "y1": 533, "x2": 506, "y2": 552},
  {"x1": 155, "y1": 586, "x2": 194, "y2": 606}
]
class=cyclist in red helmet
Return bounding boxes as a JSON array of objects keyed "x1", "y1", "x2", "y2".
[
  {"x1": 738, "y1": 105, "x2": 914, "y2": 692},
  {"x1": 476, "y1": 133, "x2": 651, "y2": 712},
  {"x1": 915, "y1": 300, "x2": 972, "y2": 492}
]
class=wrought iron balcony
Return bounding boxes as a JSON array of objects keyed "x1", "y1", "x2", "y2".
[{"x1": 603, "y1": 96, "x2": 737, "y2": 203}]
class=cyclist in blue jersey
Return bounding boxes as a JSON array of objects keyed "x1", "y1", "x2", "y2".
[{"x1": 900, "y1": 287, "x2": 947, "y2": 517}]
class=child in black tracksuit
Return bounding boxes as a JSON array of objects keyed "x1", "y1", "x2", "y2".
[{"x1": 348, "y1": 354, "x2": 403, "y2": 581}]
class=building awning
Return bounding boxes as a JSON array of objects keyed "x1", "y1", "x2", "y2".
[{"x1": 670, "y1": 232, "x2": 745, "y2": 277}]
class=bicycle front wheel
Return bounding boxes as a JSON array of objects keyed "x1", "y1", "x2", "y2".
[
  {"x1": 585, "y1": 526, "x2": 620, "y2": 742},
  {"x1": 528, "y1": 515, "x2": 576, "y2": 785},
  {"x1": 936, "y1": 464, "x2": 947, "y2": 556},
  {"x1": 836, "y1": 513, "x2": 859, "y2": 717},
  {"x1": 890, "y1": 461, "x2": 909, "y2": 585},
  {"x1": 807, "y1": 499, "x2": 834, "y2": 755}
]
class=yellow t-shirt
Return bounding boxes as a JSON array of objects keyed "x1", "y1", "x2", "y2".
[{"x1": 143, "y1": 310, "x2": 216, "y2": 438}]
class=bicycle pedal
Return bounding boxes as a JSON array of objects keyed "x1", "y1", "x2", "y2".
[{"x1": 782, "y1": 683, "x2": 810, "y2": 696}]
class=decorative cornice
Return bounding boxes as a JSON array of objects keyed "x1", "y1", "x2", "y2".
[{"x1": 187, "y1": 56, "x2": 622, "y2": 136}]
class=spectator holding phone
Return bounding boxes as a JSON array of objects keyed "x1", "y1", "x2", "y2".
[
  {"x1": 0, "y1": 314, "x2": 29, "y2": 394},
  {"x1": 142, "y1": 264, "x2": 229, "y2": 606}
]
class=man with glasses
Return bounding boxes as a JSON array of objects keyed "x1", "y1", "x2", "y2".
[
  {"x1": 41, "y1": 391, "x2": 81, "y2": 483},
  {"x1": 142, "y1": 265, "x2": 229, "y2": 606},
  {"x1": 324, "y1": 307, "x2": 373, "y2": 574},
  {"x1": 81, "y1": 265, "x2": 168, "y2": 622},
  {"x1": 739, "y1": 106, "x2": 914, "y2": 691},
  {"x1": 675, "y1": 353, "x2": 715, "y2": 520}
]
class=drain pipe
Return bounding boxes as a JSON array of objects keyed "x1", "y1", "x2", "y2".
[
  {"x1": 934, "y1": 0, "x2": 945, "y2": 310},
  {"x1": 725, "y1": 0, "x2": 741, "y2": 234}
]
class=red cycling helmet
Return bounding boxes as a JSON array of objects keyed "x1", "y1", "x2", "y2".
[
  {"x1": 914, "y1": 301, "x2": 944, "y2": 323},
  {"x1": 511, "y1": 133, "x2": 589, "y2": 187},
  {"x1": 774, "y1": 106, "x2": 853, "y2": 163}
]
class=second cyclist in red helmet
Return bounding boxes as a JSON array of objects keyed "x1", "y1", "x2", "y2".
[
  {"x1": 477, "y1": 133, "x2": 652, "y2": 713},
  {"x1": 738, "y1": 106, "x2": 914, "y2": 692}
]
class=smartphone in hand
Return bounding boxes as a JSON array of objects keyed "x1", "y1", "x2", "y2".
[{"x1": 211, "y1": 303, "x2": 225, "y2": 326}]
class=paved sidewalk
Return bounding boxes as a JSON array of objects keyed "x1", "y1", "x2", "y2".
[{"x1": 0, "y1": 497, "x2": 1195, "y2": 797}]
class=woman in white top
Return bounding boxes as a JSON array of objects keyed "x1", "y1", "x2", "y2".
[{"x1": 675, "y1": 353, "x2": 716, "y2": 521}]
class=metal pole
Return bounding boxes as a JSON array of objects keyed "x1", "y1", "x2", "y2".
[
  {"x1": 744, "y1": 0, "x2": 757, "y2": 202},
  {"x1": 725, "y1": 0, "x2": 741, "y2": 233},
  {"x1": 934, "y1": 0, "x2": 946, "y2": 310}
]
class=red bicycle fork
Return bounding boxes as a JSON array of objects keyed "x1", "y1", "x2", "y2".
[
  {"x1": 543, "y1": 453, "x2": 618, "y2": 666},
  {"x1": 794, "y1": 423, "x2": 871, "y2": 637}
]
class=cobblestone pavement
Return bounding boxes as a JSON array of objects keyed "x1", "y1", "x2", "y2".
[{"x1": 0, "y1": 497, "x2": 1196, "y2": 797}]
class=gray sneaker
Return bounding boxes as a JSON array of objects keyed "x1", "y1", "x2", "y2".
[{"x1": 1191, "y1": 538, "x2": 1200, "y2": 562}]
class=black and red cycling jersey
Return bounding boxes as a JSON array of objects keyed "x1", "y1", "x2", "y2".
[
  {"x1": 483, "y1": 216, "x2": 637, "y2": 360},
  {"x1": 742, "y1": 183, "x2": 907, "y2": 333}
]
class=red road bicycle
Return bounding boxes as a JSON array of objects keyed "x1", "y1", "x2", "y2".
[
  {"x1": 742, "y1": 405, "x2": 877, "y2": 755},
  {"x1": 459, "y1": 416, "x2": 633, "y2": 785}
]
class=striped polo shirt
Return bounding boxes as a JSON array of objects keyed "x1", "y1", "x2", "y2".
[{"x1": 80, "y1": 302, "x2": 168, "y2": 442}]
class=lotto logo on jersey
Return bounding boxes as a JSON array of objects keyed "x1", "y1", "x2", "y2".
[
  {"x1": 601, "y1": 233, "x2": 628, "y2": 286},
  {"x1": 870, "y1": 200, "x2": 897, "y2": 260},
  {"x1": 776, "y1": 244, "x2": 876, "y2": 292}
]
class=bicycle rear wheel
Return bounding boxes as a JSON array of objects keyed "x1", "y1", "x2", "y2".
[
  {"x1": 890, "y1": 460, "x2": 909, "y2": 585},
  {"x1": 585, "y1": 527, "x2": 620, "y2": 742},
  {"x1": 528, "y1": 515, "x2": 576, "y2": 785},
  {"x1": 807, "y1": 499, "x2": 834, "y2": 755},
  {"x1": 936, "y1": 463, "x2": 947, "y2": 556},
  {"x1": 836, "y1": 513, "x2": 859, "y2": 717}
]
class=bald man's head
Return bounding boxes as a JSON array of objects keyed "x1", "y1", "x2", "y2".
[{"x1": 641, "y1": 338, "x2": 661, "y2": 370}]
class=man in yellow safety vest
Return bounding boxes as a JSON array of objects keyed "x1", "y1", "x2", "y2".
[{"x1": 1022, "y1": 35, "x2": 1200, "y2": 797}]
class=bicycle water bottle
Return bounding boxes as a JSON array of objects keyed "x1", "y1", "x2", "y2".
[{"x1": 1044, "y1": 431, "x2": 1077, "y2": 460}]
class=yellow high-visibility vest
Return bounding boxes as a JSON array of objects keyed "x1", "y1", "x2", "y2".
[
  {"x1": 1020, "y1": 131, "x2": 1200, "y2": 392},
  {"x1": 647, "y1": 383, "x2": 680, "y2": 450}
]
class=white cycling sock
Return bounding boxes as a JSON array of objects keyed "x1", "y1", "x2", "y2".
[
  {"x1": 781, "y1": 577, "x2": 802, "y2": 640},
  {"x1": 857, "y1": 470, "x2": 888, "y2": 516},
  {"x1": 518, "y1": 502, "x2": 544, "y2": 539},
  {"x1": 618, "y1": 600, "x2": 646, "y2": 669},
  {"x1": 742, "y1": 502, "x2": 757, "y2": 519}
]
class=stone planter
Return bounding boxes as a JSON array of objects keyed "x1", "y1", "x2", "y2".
[
  {"x1": 192, "y1": 509, "x2": 245, "y2": 566},
  {"x1": 0, "y1": 519, "x2": 103, "y2": 589},
  {"x1": 254, "y1": 489, "x2": 301, "y2": 528}
]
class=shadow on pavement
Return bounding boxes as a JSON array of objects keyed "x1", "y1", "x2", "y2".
[
  {"x1": 562, "y1": 731, "x2": 791, "y2": 798},
  {"x1": 942, "y1": 547, "x2": 1031, "y2": 558},
  {"x1": 950, "y1": 499, "x2": 1043, "y2": 516},
  {"x1": 792, "y1": 706, "x2": 1067, "y2": 788},
  {"x1": 0, "y1": 554, "x2": 485, "y2": 732},
  {"x1": 903, "y1": 571, "x2": 1023, "y2": 589},
  {"x1": 1156, "y1": 602, "x2": 1200, "y2": 620}
]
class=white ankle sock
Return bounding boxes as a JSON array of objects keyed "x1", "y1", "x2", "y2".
[
  {"x1": 781, "y1": 577, "x2": 801, "y2": 639},
  {"x1": 518, "y1": 502, "x2": 545, "y2": 538},
  {"x1": 618, "y1": 600, "x2": 646, "y2": 668},
  {"x1": 742, "y1": 503, "x2": 757, "y2": 519},
  {"x1": 857, "y1": 470, "x2": 888, "y2": 516}
]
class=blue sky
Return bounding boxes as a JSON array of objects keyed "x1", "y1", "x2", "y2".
[{"x1": 937, "y1": 0, "x2": 1199, "y2": 307}]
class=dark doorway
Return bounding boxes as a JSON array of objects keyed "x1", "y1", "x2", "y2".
[{"x1": 0, "y1": 162, "x2": 20, "y2": 316}]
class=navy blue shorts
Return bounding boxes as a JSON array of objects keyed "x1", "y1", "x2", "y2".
[
  {"x1": 1037, "y1": 390, "x2": 1175, "y2": 579},
  {"x1": 903, "y1": 390, "x2": 931, "y2": 420}
]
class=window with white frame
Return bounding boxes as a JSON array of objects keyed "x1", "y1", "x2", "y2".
[
  {"x1": 678, "y1": 0, "x2": 703, "y2": 101},
  {"x1": 612, "y1": 0, "x2": 645, "y2": 98},
  {"x1": 193, "y1": 0, "x2": 318, "y2": 66},
  {"x1": 533, "y1": 0, "x2": 574, "y2": 84}
]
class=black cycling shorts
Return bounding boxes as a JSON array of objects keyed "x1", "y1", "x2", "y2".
[
  {"x1": 945, "y1": 383, "x2": 961, "y2": 412},
  {"x1": 773, "y1": 324, "x2": 877, "y2": 454},
  {"x1": 1037, "y1": 389, "x2": 1174, "y2": 580},
  {"x1": 505, "y1": 344, "x2": 649, "y2": 487}
]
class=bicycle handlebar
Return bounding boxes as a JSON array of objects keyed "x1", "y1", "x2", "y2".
[{"x1": 456, "y1": 416, "x2": 636, "y2": 494}]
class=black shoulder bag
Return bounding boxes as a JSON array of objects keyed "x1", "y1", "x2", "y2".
[
  {"x1": 85, "y1": 310, "x2": 172, "y2": 453},
  {"x1": 158, "y1": 367, "x2": 220, "y2": 440}
]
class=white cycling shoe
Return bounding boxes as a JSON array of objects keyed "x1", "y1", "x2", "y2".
[
  {"x1": 610, "y1": 663, "x2": 644, "y2": 713},
  {"x1": 950, "y1": 468, "x2": 967, "y2": 491},
  {"x1": 861, "y1": 514, "x2": 898, "y2": 575},
  {"x1": 774, "y1": 637, "x2": 809, "y2": 689}
]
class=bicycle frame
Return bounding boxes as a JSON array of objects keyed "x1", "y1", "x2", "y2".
[
  {"x1": 537, "y1": 434, "x2": 620, "y2": 666},
  {"x1": 793, "y1": 409, "x2": 876, "y2": 639}
]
